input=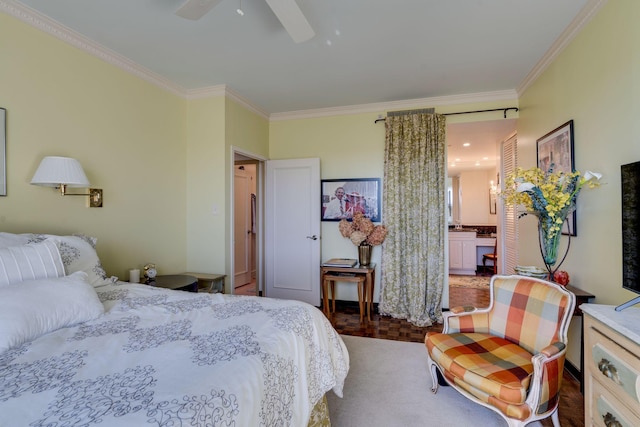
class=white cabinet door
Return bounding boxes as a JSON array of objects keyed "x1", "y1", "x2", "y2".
[
  {"x1": 462, "y1": 240, "x2": 477, "y2": 270},
  {"x1": 449, "y1": 232, "x2": 476, "y2": 275},
  {"x1": 449, "y1": 240, "x2": 463, "y2": 269}
]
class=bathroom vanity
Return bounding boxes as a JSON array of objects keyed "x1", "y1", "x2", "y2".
[{"x1": 449, "y1": 227, "x2": 497, "y2": 275}]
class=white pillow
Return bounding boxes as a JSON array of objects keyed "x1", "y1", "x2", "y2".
[
  {"x1": 0, "y1": 232, "x2": 32, "y2": 248},
  {"x1": 35, "y1": 234, "x2": 111, "y2": 287},
  {"x1": 0, "y1": 240, "x2": 65, "y2": 287},
  {"x1": 0, "y1": 271, "x2": 105, "y2": 353},
  {"x1": 0, "y1": 233, "x2": 111, "y2": 287}
]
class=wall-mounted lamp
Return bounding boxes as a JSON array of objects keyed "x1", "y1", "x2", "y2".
[{"x1": 30, "y1": 156, "x2": 103, "y2": 207}]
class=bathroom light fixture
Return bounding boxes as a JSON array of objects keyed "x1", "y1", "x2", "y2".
[
  {"x1": 489, "y1": 180, "x2": 498, "y2": 194},
  {"x1": 236, "y1": 0, "x2": 244, "y2": 15},
  {"x1": 31, "y1": 156, "x2": 103, "y2": 207}
]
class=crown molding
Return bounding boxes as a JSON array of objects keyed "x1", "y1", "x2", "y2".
[
  {"x1": 517, "y1": 0, "x2": 608, "y2": 95},
  {"x1": 185, "y1": 85, "x2": 228, "y2": 100},
  {"x1": 269, "y1": 90, "x2": 519, "y2": 122},
  {"x1": 185, "y1": 85, "x2": 269, "y2": 119},
  {"x1": 3, "y1": 0, "x2": 607, "y2": 121},
  {"x1": 225, "y1": 88, "x2": 269, "y2": 119},
  {"x1": 0, "y1": 0, "x2": 186, "y2": 97}
]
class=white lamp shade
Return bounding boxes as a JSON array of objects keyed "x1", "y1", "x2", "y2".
[{"x1": 31, "y1": 156, "x2": 90, "y2": 187}]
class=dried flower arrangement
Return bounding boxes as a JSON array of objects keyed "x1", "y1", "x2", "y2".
[{"x1": 338, "y1": 212, "x2": 387, "y2": 246}]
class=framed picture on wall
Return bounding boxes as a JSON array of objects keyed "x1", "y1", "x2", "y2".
[
  {"x1": 536, "y1": 120, "x2": 576, "y2": 236},
  {"x1": 321, "y1": 178, "x2": 381, "y2": 222}
]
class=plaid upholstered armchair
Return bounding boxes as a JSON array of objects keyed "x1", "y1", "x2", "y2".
[{"x1": 425, "y1": 275, "x2": 576, "y2": 427}]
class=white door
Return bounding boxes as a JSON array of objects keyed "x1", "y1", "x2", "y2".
[
  {"x1": 265, "y1": 158, "x2": 321, "y2": 306},
  {"x1": 234, "y1": 166, "x2": 252, "y2": 287}
]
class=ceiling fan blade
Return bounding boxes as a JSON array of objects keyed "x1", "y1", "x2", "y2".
[
  {"x1": 175, "y1": 0, "x2": 224, "y2": 20},
  {"x1": 265, "y1": 0, "x2": 315, "y2": 43}
]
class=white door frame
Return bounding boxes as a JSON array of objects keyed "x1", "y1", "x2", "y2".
[
  {"x1": 230, "y1": 146, "x2": 267, "y2": 295},
  {"x1": 233, "y1": 165, "x2": 252, "y2": 287}
]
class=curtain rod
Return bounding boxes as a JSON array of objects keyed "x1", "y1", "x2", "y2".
[{"x1": 373, "y1": 107, "x2": 519, "y2": 123}]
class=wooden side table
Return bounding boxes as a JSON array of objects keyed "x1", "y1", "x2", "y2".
[
  {"x1": 183, "y1": 272, "x2": 226, "y2": 293},
  {"x1": 566, "y1": 284, "x2": 595, "y2": 394},
  {"x1": 150, "y1": 274, "x2": 198, "y2": 292},
  {"x1": 321, "y1": 263, "x2": 376, "y2": 321},
  {"x1": 323, "y1": 274, "x2": 366, "y2": 321}
]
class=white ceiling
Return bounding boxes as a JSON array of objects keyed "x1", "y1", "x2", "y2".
[
  {"x1": 4, "y1": 0, "x2": 597, "y2": 170},
  {"x1": 8, "y1": 0, "x2": 593, "y2": 114}
]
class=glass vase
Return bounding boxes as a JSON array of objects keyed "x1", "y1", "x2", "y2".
[
  {"x1": 538, "y1": 225, "x2": 560, "y2": 267},
  {"x1": 537, "y1": 219, "x2": 571, "y2": 277},
  {"x1": 358, "y1": 243, "x2": 372, "y2": 266}
]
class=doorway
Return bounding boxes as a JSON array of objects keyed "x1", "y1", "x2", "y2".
[
  {"x1": 446, "y1": 118, "x2": 516, "y2": 270},
  {"x1": 234, "y1": 162, "x2": 257, "y2": 294},
  {"x1": 233, "y1": 149, "x2": 263, "y2": 297}
]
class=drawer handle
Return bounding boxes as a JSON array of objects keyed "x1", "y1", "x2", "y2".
[
  {"x1": 598, "y1": 358, "x2": 622, "y2": 385},
  {"x1": 603, "y1": 412, "x2": 623, "y2": 427}
]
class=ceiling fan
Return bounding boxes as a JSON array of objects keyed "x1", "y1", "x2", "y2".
[{"x1": 175, "y1": 0, "x2": 315, "y2": 43}]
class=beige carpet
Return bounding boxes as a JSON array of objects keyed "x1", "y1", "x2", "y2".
[
  {"x1": 448, "y1": 274, "x2": 491, "y2": 289},
  {"x1": 327, "y1": 335, "x2": 513, "y2": 427}
]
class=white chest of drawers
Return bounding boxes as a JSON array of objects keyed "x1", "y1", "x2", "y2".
[{"x1": 582, "y1": 304, "x2": 640, "y2": 427}]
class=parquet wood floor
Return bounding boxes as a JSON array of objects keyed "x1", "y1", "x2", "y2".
[{"x1": 327, "y1": 281, "x2": 585, "y2": 427}]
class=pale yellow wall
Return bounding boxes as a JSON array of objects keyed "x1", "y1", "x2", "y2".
[
  {"x1": 225, "y1": 100, "x2": 270, "y2": 159},
  {"x1": 224, "y1": 99, "x2": 269, "y2": 292},
  {"x1": 0, "y1": 13, "x2": 188, "y2": 279},
  {"x1": 459, "y1": 169, "x2": 497, "y2": 225},
  {"x1": 517, "y1": 0, "x2": 640, "y2": 366},
  {"x1": 185, "y1": 96, "x2": 226, "y2": 276},
  {"x1": 518, "y1": 0, "x2": 639, "y2": 306},
  {"x1": 184, "y1": 97, "x2": 268, "y2": 293}
]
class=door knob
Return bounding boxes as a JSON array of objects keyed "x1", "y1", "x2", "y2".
[{"x1": 306, "y1": 235, "x2": 318, "y2": 240}]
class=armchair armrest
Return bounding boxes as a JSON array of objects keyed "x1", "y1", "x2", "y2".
[
  {"x1": 449, "y1": 305, "x2": 478, "y2": 314},
  {"x1": 538, "y1": 342, "x2": 566, "y2": 358},
  {"x1": 527, "y1": 342, "x2": 567, "y2": 416},
  {"x1": 443, "y1": 307, "x2": 491, "y2": 334}
]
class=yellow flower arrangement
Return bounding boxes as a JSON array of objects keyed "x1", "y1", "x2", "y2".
[{"x1": 502, "y1": 165, "x2": 602, "y2": 270}]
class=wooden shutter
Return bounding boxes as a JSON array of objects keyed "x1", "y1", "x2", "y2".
[{"x1": 501, "y1": 134, "x2": 518, "y2": 274}]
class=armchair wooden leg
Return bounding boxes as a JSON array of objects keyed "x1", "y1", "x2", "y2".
[{"x1": 427, "y1": 359, "x2": 440, "y2": 394}]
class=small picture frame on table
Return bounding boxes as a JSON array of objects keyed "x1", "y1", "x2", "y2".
[
  {"x1": 536, "y1": 120, "x2": 576, "y2": 236},
  {"x1": 321, "y1": 178, "x2": 381, "y2": 222}
]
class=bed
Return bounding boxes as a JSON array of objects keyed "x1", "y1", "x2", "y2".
[{"x1": 0, "y1": 232, "x2": 349, "y2": 426}]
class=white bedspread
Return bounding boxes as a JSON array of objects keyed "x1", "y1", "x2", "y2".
[{"x1": 0, "y1": 282, "x2": 349, "y2": 426}]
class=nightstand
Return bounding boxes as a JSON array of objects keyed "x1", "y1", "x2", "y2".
[
  {"x1": 183, "y1": 272, "x2": 226, "y2": 293},
  {"x1": 148, "y1": 274, "x2": 198, "y2": 292}
]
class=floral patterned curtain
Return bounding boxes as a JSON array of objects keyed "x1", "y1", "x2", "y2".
[{"x1": 379, "y1": 112, "x2": 446, "y2": 326}]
